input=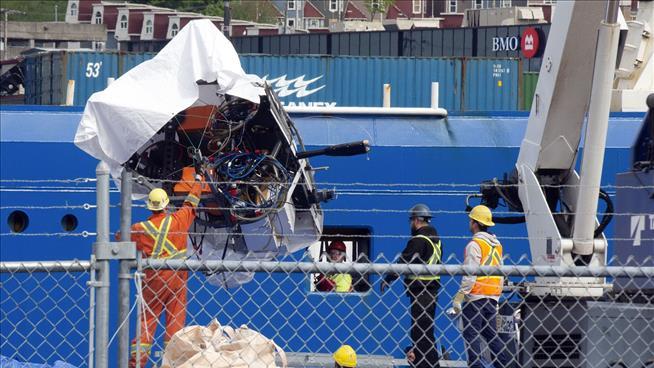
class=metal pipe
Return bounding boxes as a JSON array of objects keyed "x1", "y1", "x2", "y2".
[
  {"x1": 0, "y1": 260, "x2": 92, "y2": 273},
  {"x1": 606, "y1": 0, "x2": 620, "y2": 23},
  {"x1": 572, "y1": 9, "x2": 621, "y2": 255},
  {"x1": 383, "y1": 84, "x2": 391, "y2": 108},
  {"x1": 117, "y1": 169, "x2": 132, "y2": 368},
  {"x1": 140, "y1": 259, "x2": 654, "y2": 278},
  {"x1": 88, "y1": 256, "x2": 96, "y2": 368},
  {"x1": 223, "y1": 0, "x2": 231, "y2": 37},
  {"x1": 94, "y1": 161, "x2": 110, "y2": 368},
  {"x1": 65, "y1": 80, "x2": 75, "y2": 106},
  {"x1": 286, "y1": 106, "x2": 448, "y2": 116},
  {"x1": 431, "y1": 82, "x2": 439, "y2": 109}
]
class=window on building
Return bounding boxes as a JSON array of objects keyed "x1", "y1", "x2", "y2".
[
  {"x1": 309, "y1": 227, "x2": 372, "y2": 293},
  {"x1": 502, "y1": 0, "x2": 512, "y2": 7},
  {"x1": 70, "y1": 3, "x2": 78, "y2": 16},
  {"x1": 329, "y1": 0, "x2": 338, "y2": 12},
  {"x1": 145, "y1": 20, "x2": 153, "y2": 34},
  {"x1": 448, "y1": 0, "x2": 457, "y2": 13},
  {"x1": 94, "y1": 11, "x2": 102, "y2": 24},
  {"x1": 120, "y1": 15, "x2": 128, "y2": 29},
  {"x1": 171, "y1": 23, "x2": 179, "y2": 36},
  {"x1": 371, "y1": 0, "x2": 380, "y2": 11},
  {"x1": 474, "y1": 0, "x2": 484, "y2": 9},
  {"x1": 307, "y1": 18, "x2": 321, "y2": 28},
  {"x1": 287, "y1": 0, "x2": 296, "y2": 10},
  {"x1": 412, "y1": 0, "x2": 422, "y2": 14},
  {"x1": 287, "y1": 18, "x2": 295, "y2": 28}
]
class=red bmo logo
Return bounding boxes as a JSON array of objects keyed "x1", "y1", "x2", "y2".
[{"x1": 521, "y1": 27, "x2": 540, "y2": 59}]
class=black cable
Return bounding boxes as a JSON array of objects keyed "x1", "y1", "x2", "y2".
[{"x1": 594, "y1": 189, "x2": 614, "y2": 238}]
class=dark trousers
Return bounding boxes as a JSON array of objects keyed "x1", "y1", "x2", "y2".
[
  {"x1": 462, "y1": 298, "x2": 513, "y2": 368},
  {"x1": 408, "y1": 284, "x2": 440, "y2": 368}
]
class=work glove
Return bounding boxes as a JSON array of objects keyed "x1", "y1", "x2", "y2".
[
  {"x1": 450, "y1": 292, "x2": 465, "y2": 315},
  {"x1": 194, "y1": 173, "x2": 203, "y2": 181}
]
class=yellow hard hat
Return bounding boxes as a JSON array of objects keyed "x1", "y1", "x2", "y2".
[
  {"x1": 333, "y1": 345, "x2": 357, "y2": 367},
  {"x1": 147, "y1": 188, "x2": 169, "y2": 211},
  {"x1": 469, "y1": 205, "x2": 494, "y2": 227}
]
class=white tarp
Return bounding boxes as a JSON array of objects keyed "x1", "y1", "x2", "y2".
[{"x1": 74, "y1": 19, "x2": 261, "y2": 173}]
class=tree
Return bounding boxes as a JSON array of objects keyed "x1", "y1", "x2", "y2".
[
  {"x1": 364, "y1": 0, "x2": 395, "y2": 21},
  {"x1": 230, "y1": 0, "x2": 279, "y2": 24},
  {"x1": 134, "y1": 0, "x2": 224, "y2": 16}
]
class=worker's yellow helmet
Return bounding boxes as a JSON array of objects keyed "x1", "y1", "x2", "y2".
[
  {"x1": 333, "y1": 344, "x2": 357, "y2": 367},
  {"x1": 147, "y1": 188, "x2": 169, "y2": 211},
  {"x1": 469, "y1": 205, "x2": 494, "y2": 227}
]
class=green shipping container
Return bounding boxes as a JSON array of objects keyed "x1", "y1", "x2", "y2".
[{"x1": 522, "y1": 72, "x2": 539, "y2": 111}]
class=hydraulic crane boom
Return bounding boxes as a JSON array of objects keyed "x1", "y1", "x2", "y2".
[{"x1": 471, "y1": 0, "x2": 631, "y2": 297}]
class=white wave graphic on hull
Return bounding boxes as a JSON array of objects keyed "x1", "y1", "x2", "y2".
[{"x1": 262, "y1": 74, "x2": 326, "y2": 98}]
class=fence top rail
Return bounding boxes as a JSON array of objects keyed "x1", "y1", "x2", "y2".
[
  {"x1": 0, "y1": 260, "x2": 92, "y2": 273},
  {"x1": 139, "y1": 259, "x2": 654, "y2": 277}
]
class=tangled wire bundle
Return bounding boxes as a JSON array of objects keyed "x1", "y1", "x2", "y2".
[{"x1": 207, "y1": 151, "x2": 291, "y2": 222}]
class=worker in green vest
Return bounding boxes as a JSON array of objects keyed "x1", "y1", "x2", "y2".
[
  {"x1": 381, "y1": 204, "x2": 442, "y2": 368},
  {"x1": 315, "y1": 241, "x2": 353, "y2": 292}
]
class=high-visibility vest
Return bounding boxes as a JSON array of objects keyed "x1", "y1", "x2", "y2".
[
  {"x1": 470, "y1": 237, "x2": 503, "y2": 296},
  {"x1": 407, "y1": 235, "x2": 442, "y2": 281},
  {"x1": 328, "y1": 273, "x2": 353, "y2": 292},
  {"x1": 140, "y1": 216, "x2": 186, "y2": 260}
]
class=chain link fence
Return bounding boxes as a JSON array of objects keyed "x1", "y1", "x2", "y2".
[
  {"x1": 0, "y1": 261, "x2": 93, "y2": 368},
  {"x1": 124, "y1": 258, "x2": 654, "y2": 368},
  {"x1": 2, "y1": 170, "x2": 653, "y2": 368}
]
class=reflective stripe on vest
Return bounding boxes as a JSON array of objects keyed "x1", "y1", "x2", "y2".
[
  {"x1": 130, "y1": 342, "x2": 152, "y2": 354},
  {"x1": 470, "y1": 237, "x2": 503, "y2": 296},
  {"x1": 407, "y1": 234, "x2": 442, "y2": 281},
  {"x1": 140, "y1": 216, "x2": 186, "y2": 260},
  {"x1": 186, "y1": 193, "x2": 200, "y2": 207}
]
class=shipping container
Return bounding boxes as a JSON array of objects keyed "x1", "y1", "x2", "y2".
[
  {"x1": 232, "y1": 24, "x2": 549, "y2": 72},
  {"x1": 24, "y1": 51, "x2": 521, "y2": 112},
  {"x1": 240, "y1": 55, "x2": 463, "y2": 110},
  {"x1": 463, "y1": 58, "x2": 520, "y2": 111},
  {"x1": 66, "y1": 52, "x2": 120, "y2": 106},
  {"x1": 24, "y1": 51, "x2": 120, "y2": 106},
  {"x1": 121, "y1": 52, "x2": 157, "y2": 76},
  {"x1": 522, "y1": 72, "x2": 539, "y2": 111}
]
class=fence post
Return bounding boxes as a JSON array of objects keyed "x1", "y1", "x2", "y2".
[
  {"x1": 94, "y1": 161, "x2": 110, "y2": 368},
  {"x1": 118, "y1": 168, "x2": 133, "y2": 368}
]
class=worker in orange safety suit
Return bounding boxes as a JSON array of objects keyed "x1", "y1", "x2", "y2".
[{"x1": 128, "y1": 174, "x2": 203, "y2": 368}]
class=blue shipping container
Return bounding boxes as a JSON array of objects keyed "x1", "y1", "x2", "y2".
[
  {"x1": 24, "y1": 51, "x2": 121, "y2": 106},
  {"x1": 121, "y1": 52, "x2": 157, "y2": 76},
  {"x1": 240, "y1": 55, "x2": 463, "y2": 111},
  {"x1": 463, "y1": 58, "x2": 520, "y2": 111},
  {"x1": 24, "y1": 51, "x2": 520, "y2": 112},
  {"x1": 65, "y1": 51, "x2": 120, "y2": 106}
]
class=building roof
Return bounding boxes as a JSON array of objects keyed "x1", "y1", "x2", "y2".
[
  {"x1": 386, "y1": 4, "x2": 408, "y2": 19},
  {"x1": 304, "y1": 1, "x2": 325, "y2": 18},
  {"x1": 344, "y1": 1, "x2": 368, "y2": 20}
]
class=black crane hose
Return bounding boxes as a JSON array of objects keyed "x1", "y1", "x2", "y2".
[
  {"x1": 465, "y1": 189, "x2": 614, "y2": 230},
  {"x1": 594, "y1": 189, "x2": 614, "y2": 238}
]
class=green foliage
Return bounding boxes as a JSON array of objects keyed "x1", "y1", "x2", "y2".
[
  {"x1": 364, "y1": 0, "x2": 394, "y2": 19},
  {"x1": 133, "y1": 0, "x2": 224, "y2": 16},
  {"x1": 134, "y1": 0, "x2": 279, "y2": 23},
  {"x1": 2, "y1": 0, "x2": 69, "y2": 22},
  {"x1": 134, "y1": 0, "x2": 223, "y2": 15},
  {"x1": 230, "y1": 1, "x2": 279, "y2": 24}
]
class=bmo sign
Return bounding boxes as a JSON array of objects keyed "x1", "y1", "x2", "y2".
[{"x1": 491, "y1": 27, "x2": 542, "y2": 59}]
